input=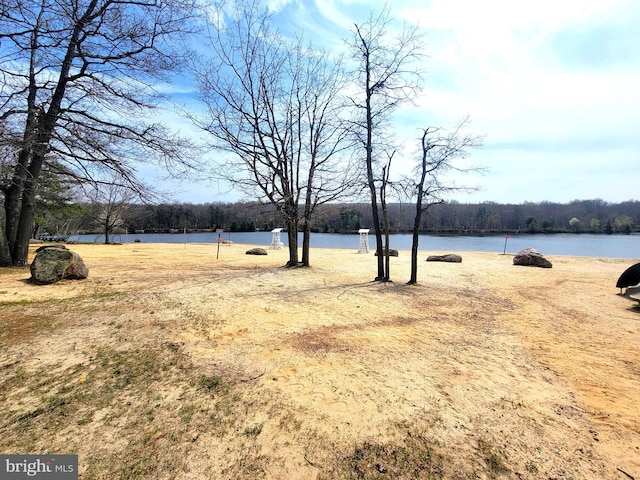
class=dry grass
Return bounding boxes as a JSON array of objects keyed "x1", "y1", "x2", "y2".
[{"x1": 0, "y1": 242, "x2": 639, "y2": 479}]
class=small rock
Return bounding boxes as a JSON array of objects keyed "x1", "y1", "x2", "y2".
[
  {"x1": 246, "y1": 248, "x2": 268, "y2": 255},
  {"x1": 374, "y1": 249, "x2": 399, "y2": 257},
  {"x1": 426, "y1": 253, "x2": 462, "y2": 263}
]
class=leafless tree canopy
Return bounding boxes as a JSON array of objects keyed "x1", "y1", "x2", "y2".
[
  {"x1": 0, "y1": 0, "x2": 199, "y2": 265},
  {"x1": 84, "y1": 178, "x2": 137, "y2": 244},
  {"x1": 190, "y1": 0, "x2": 357, "y2": 267}
]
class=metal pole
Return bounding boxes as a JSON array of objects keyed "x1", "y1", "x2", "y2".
[{"x1": 503, "y1": 234, "x2": 509, "y2": 255}]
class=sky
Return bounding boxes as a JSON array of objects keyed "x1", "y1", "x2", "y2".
[{"x1": 159, "y1": 0, "x2": 640, "y2": 205}]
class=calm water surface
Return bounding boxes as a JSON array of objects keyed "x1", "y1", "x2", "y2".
[{"x1": 68, "y1": 231, "x2": 639, "y2": 259}]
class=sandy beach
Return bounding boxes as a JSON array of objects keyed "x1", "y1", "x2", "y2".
[{"x1": 0, "y1": 242, "x2": 638, "y2": 479}]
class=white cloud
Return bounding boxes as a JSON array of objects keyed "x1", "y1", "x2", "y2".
[
  {"x1": 165, "y1": 0, "x2": 640, "y2": 204},
  {"x1": 380, "y1": 0, "x2": 640, "y2": 203}
]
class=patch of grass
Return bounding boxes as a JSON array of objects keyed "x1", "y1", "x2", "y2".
[
  {"x1": 0, "y1": 337, "x2": 255, "y2": 479},
  {"x1": 0, "y1": 267, "x2": 28, "y2": 276},
  {"x1": 525, "y1": 460, "x2": 538, "y2": 474},
  {"x1": 2, "y1": 342, "x2": 187, "y2": 439},
  {"x1": 110, "y1": 428, "x2": 186, "y2": 480},
  {"x1": 76, "y1": 410, "x2": 94, "y2": 426},
  {"x1": 198, "y1": 374, "x2": 224, "y2": 392},
  {"x1": 44, "y1": 394, "x2": 72, "y2": 410},
  {"x1": 277, "y1": 411, "x2": 303, "y2": 432},
  {"x1": 91, "y1": 291, "x2": 127, "y2": 300},
  {"x1": 16, "y1": 407, "x2": 46, "y2": 423},
  {"x1": 0, "y1": 299, "x2": 47, "y2": 308},
  {"x1": 221, "y1": 441, "x2": 268, "y2": 479},
  {"x1": 318, "y1": 429, "x2": 446, "y2": 480},
  {"x1": 477, "y1": 438, "x2": 509, "y2": 476},
  {"x1": 0, "y1": 295, "x2": 95, "y2": 341},
  {"x1": 177, "y1": 403, "x2": 198, "y2": 424},
  {"x1": 0, "y1": 363, "x2": 27, "y2": 393}
]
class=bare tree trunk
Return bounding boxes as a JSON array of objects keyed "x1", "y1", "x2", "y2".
[
  {"x1": 104, "y1": 219, "x2": 111, "y2": 244},
  {"x1": 369, "y1": 189, "x2": 384, "y2": 280},
  {"x1": 11, "y1": 152, "x2": 45, "y2": 265},
  {"x1": 301, "y1": 169, "x2": 314, "y2": 267},
  {"x1": 408, "y1": 131, "x2": 430, "y2": 285},
  {"x1": 12, "y1": 181, "x2": 38, "y2": 266},
  {"x1": 0, "y1": 212, "x2": 12, "y2": 267},
  {"x1": 382, "y1": 200, "x2": 391, "y2": 282},
  {"x1": 380, "y1": 157, "x2": 392, "y2": 282},
  {"x1": 4, "y1": 152, "x2": 31, "y2": 255},
  {"x1": 4, "y1": 22, "x2": 41, "y2": 261},
  {"x1": 302, "y1": 222, "x2": 311, "y2": 267},
  {"x1": 366, "y1": 93, "x2": 385, "y2": 281},
  {"x1": 4, "y1": 187, "x2": 23, "y2": 263},
  {"x1": 286, "y1": 222, "x2": 299, "y2": 267},
  {"x1": 408, "y1": 199, "x2": 423, "y2": 285}
]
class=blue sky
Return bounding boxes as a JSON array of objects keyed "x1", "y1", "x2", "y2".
[{"x1": 158, "y1": 0, "x2": 640, "y2": 205}]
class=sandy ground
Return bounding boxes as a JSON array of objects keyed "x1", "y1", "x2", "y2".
[{"x1": 0, "y1": 242, "x2": 639, "y2": 479}]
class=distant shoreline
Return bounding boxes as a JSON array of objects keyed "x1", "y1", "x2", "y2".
[{"x1": 62, "y1": 231, "x2": 640, "y2": 259}]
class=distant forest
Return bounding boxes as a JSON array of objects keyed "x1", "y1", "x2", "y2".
[{"x1": 68, "y1": 198, "x2": 640, "y2": 236}]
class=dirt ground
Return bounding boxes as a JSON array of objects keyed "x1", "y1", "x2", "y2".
[{"x1": 0, "y1": 242, "x2": 638, "y2": 479}]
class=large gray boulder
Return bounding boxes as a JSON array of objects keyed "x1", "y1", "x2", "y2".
[
  {"x1": 30, "y1": 245, "x2": 89, "y2": 284},
  {"x1": 513, "y1": 248, "x2": 552, "y2": 268},
  {"x1": 426, "y1": 253, "x2": 462, "y2": 263}
]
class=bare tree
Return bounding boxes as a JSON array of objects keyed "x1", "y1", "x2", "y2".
[
  {"x1": 0, "y1": 0, "x2": 198, "y2": 266},
  {"x1": 348, "y1": 6, "x2": 424, "y2": 281},
  {"x1": 84, "y1": 179, "x2": 136, "y2": 244},
  {"x1": 407, "y1": 117, "x2": 483, "y2": 285},
  {"x1": 191, "y1": 0, "x2": 356, "y2": 267}
]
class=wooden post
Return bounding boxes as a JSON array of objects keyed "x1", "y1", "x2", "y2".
[{"x1": 216, "y1": 229, "x2": 223, "y2": 259}]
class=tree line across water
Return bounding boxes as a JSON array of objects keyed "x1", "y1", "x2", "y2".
[{"x1": 45, "y1": 198, "x2": 639, "y2": 239}]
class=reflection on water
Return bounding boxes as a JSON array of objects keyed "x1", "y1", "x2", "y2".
[{"x1": 68, "y1": 231, "x2": 639, "y2": 259}]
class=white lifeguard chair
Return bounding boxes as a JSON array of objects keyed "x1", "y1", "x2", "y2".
[
  {"x1": 270, "y1": 228, "x2": 284, "y2": 249},
  {"x1": 357, "y1": 228, "x2": 370, "y2": 253}
]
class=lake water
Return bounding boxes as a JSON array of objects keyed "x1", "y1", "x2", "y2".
[{"x1": 68, "y1": 231, "x2": 639, "y2": 259}]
